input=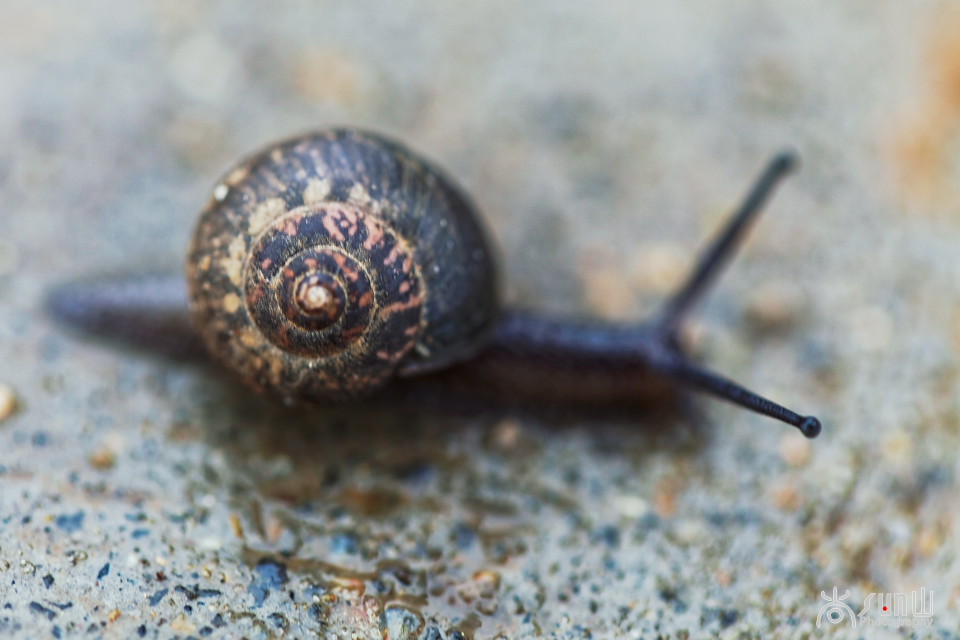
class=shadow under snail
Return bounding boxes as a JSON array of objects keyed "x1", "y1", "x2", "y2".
[{"x1": 47, "y1": 128, "x2": 822, "y2": 439}]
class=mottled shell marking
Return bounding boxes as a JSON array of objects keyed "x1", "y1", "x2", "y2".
[
  {"x1": 187, "y1": 129, "x2": 499, "y2": 402},
  {"x1": 244, "y1": 203, "x2": 423, "y2": 365}
]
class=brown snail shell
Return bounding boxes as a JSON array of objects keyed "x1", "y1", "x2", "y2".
[{"x1": 187, "y1": 129, "x2": 499, "y2": 401}]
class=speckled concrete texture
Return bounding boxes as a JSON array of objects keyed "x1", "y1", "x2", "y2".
[{"x1": 2, "y1": 1, "x2": 959, "y2": 638}]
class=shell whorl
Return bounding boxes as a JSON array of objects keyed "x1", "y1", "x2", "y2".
[
  {"x1": 187, "y1": 129, "x2": 499, "y2": 401},
  {"x1": 245, "y1": 202, "x2": 423, "y2": 365}
]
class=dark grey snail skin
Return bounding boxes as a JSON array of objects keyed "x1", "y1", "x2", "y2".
[{"x1": 46, "y1": 128, "x2": 822, "y2": 439}]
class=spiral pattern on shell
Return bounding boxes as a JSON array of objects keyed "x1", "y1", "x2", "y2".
[{"x1": 187, "y1": 129, "x2": 499, "y2": 402}]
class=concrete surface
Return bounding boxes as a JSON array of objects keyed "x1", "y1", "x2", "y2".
[{"x1": 1, "y1": 1, "x2": 959, "y2": 638}]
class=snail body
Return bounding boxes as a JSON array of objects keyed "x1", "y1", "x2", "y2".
[{"x1": 48, "y1": 128, "x2": 822, "y2": 438}]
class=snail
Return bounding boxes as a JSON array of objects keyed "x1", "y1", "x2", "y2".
[{"x1": 47, "y1": 128, "x2": 822, "y2": 438}]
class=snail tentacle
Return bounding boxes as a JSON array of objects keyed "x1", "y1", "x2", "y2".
[{"x1": 655, "y1": 151, "x2": 799, "y2": 335}]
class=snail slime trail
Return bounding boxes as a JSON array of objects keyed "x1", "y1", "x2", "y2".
[{"x1": 47, "y1": 128, "x2": 822, "y2": 439}]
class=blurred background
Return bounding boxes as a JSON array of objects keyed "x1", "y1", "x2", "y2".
[{"x1": 1, "y1": 1, "x2": 958, "y2": 638}]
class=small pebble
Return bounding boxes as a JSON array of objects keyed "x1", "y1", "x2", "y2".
[
  {"x1": 915, "y1": 526, "x2": 943, "y2": 558},
  {"x1": 295, "y1": 47, "x2": 375, "y2": 107},
  {"x1": 653, "y1": 478, "x2": 681, "y2": 517},
  {"x1": 673, "y1": 519, "x2": 705, "y2": 544},
  {"x1": 778, "y1": 433, "x2": 811, "y2": 468},
  {"x1": 0, "y1": 384, "x2": 18, "y2": 422},
  {"x1": 169, "y1": 616, "x2": 197, "y2": 633},
  {"x1": 472, "y1": 570, "x2": 501, "y2": 598},
  {"x1": 89, "y1": 449, "x2": 116, "y2": 471},
  {"x1": 248, "y1": 559, "x2": 289, "y2": 607},
  {"x1": 229, "y1": 514, "x2": 244, "y2": 539},
  {"x1": 29, "y1": 602, "x2": 56, "y2": 620},
  {"x1": 491, "y1": 419, "x2": 521, "y2": 450},
  {"x1": 612, "y1": 494, "x2": 650, "y2": 519},
  {"x1": 744, "y1": 280, "x2": 806, "y2": 333},
  {"x1": 383, "y1": 605, "x2": 424, "y2": 640},
  {"x1": 198, "y1": 537, "x2": 222, "y2": 551},
  {"x1": 770, "y1": 482, "x2": 801, "y2": 511},
  {"x1": 55, "y1": 512, "x2": 85, "y2": 534},
  {"x1": 148, "y1": 589, "x2": 168, "y2": 607},
  {"x1": 627, "y1": 242, "x2": 689, "y2": 294},
  {"x1": 840, "y1": 520, "x2": 874, "y2": 556},
  {"x1": 580, "y1": 261, "x2": 635, "y2": 319}
]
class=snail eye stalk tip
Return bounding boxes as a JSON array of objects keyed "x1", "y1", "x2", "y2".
[{"x1": 799, "y1": 416, "x2": 822, "y2": 439}]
